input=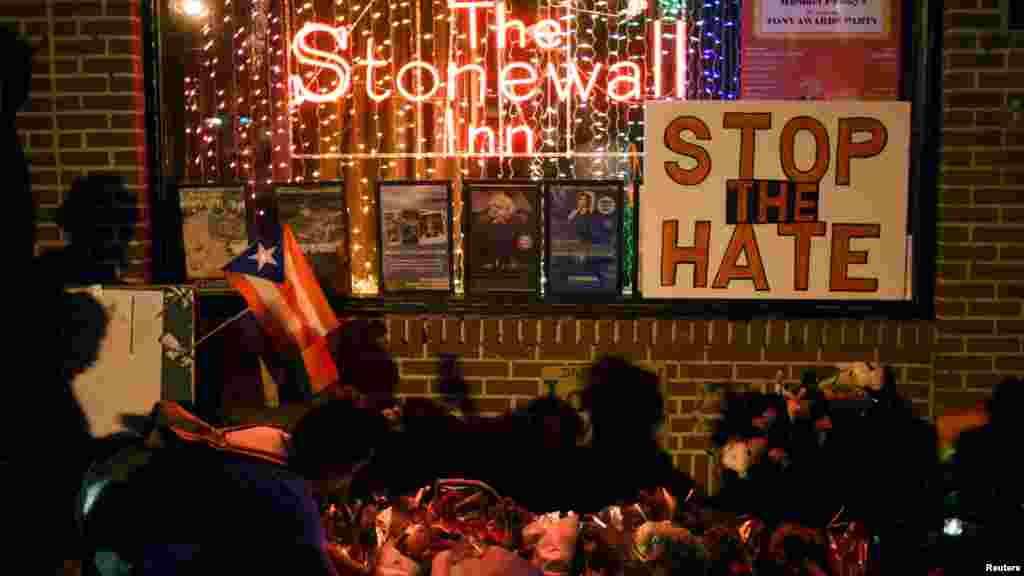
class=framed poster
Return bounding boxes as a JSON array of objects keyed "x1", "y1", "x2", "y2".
[
  {"x1": 463, "y1": 180, "x2": 541, "y2": 295},
  {"x1": 741, "y1": 0, "x2": 902, "y2": 100},
  {"x1": 178, "y1": 185, "x2": 249, "y2": 280},
  {"x1": 376, "y1": 181, "x2": 454, "y2": 294},
  {"x1": 273, "y1": 181, "x2": 350, "y2": 295},
  {"x1": 544, "y1": 181, "x2": 625, "y2": 298}
]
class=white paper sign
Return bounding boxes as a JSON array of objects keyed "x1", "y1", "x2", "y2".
[
  {"x1": 71, "y1": 289, "x2": 164, "y2": 438},
  {"x1": 642, "y1": 101, "x2": 911, "y2": 301}
]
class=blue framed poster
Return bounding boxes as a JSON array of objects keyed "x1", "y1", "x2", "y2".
[{"x1": 544, "y1": 180, "x2": 624, "y2": 298}]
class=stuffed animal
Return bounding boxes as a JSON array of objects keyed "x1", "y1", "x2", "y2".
[
  {"x1": 817, "y1": 362, "x2": 885, "y2": 400},
  {"x1": 521, "y1": 512, "x2": 579, "y2": 574}
]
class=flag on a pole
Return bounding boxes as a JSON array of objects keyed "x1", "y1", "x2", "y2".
[{"x1": 223, "y1": 224, "x2": 340, "y2": 394}]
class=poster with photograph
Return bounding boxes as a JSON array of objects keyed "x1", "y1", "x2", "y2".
[
  {"x1": 377, "y1": 181, "x2": 453, "y2": 293},
  {"x1": 274, "y1": 182, "x2": 350, "y2": 294},
  {"x1": 179, "y1": 185, "x2": 249, "y2": 280},
  {"x1": 545, "y1": 181, "x2": 624, "y2": 297},
  {"x1": 741, "y1": 0, "x2": 902, "y2": 100},
  {"x1": 464, "y1": 181, "x2": 541, "y2": 294}
]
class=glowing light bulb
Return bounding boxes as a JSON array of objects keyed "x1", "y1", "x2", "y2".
[{"x1": 180, "y1": 0, "x2": 208, "y2": 17}]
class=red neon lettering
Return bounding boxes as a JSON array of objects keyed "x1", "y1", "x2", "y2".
[
  {"x1": 290, "y1": 23, "x2": 351, "y2": 104},
  {"x1": 448, "y1": 0, "x2": 494, "y2": 50},
  {"x1": 546, "y1": 62, "x2": 601, "y2": 101},
  {"x1": 495, "y1": 3, "x2": 527, "y2": 50}
]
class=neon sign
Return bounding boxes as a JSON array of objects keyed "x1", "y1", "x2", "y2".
[{"x1": 289, "y1": 0, "x2": 686, "y2": 156}]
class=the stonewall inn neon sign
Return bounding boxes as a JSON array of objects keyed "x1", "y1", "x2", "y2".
[{"x1": 289, "y1": 0, "x2": 686, "y2": 156}]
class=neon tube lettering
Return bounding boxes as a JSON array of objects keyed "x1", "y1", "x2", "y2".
[
  {"x1": 448, "y1": 62, "x2": 486, "y2": 101},
  {"x1": 546, "y1": 62, "x2": 601, "y2": 101},
  {"x1": 500, "y1": 62, "x2": 539, "y2": 102},
  {"x1": 469, "y1": 126, "x2": 496, "y2": 154},
  {"x1": 290, "y1": 23, "x2": 351, "y2": 103},
  {"x1": 652, "y1": 19, "x2": 663, "y2": 98},
  {"x1": 286, "y1": 10, "x2": 689, "y2": 155},
  {"x1": 532, "y1": 19, "x2": 562, "y2": 49},
  {"x1": 396, "y1": 61, "x2": 441, "y2": 102},
  {"x1": 289, "y1": 20, "x2": 686, "y2": 106},
  {"x1": 448, "y1": 0, "x2": 493, "y2": 50},
  {"x1": 675, "y1": 20, "x2": 686, "y2": 98},
  {"x1": 495, "y1": 3, "x2": 527, "y2": 50},
  {"x1": 608, "y1": 61, "x2": 642, "y2": 102},
  {"x1": 506, "y1": 124, "x2": 533, "y2": 154}
]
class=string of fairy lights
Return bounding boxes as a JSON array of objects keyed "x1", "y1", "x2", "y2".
[{"x1": 176, "y1": 0, "x2": 740, "y2": 294}]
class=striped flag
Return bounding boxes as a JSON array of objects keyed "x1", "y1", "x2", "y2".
[{"x1": 223, "y1": 224, "x2": 340, "y2": 394}]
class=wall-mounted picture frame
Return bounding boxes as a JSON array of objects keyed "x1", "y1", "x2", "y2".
[
  {"x1": 178, "y1": 185, "x2": 249, "y2": 280},
  {"x1": 273, "y1": 181, "x2": 351, "y2": 295},
  {"x1": 463, "y1": 180, "x2": 542, "y2": 296},
  {"x1": 376, "y1": 180, "x2": 454, "y2": 294},
  {"x1": 544, "y1": 180, "x2": 625, "y2": 299}
]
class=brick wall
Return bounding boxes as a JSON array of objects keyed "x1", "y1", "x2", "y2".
[
  {"x1": 15, "y1": 1, "x2": 1024, "y2": 493},
  {"x1": 9, "y1": 0, "x2": 149, "y2": 280},
  {"x1": 939, "y1": 4, "x2": 1024, "y2": 392},
  {"x1": 375, "y1": 317, "x2": 943, "y2": 491}
]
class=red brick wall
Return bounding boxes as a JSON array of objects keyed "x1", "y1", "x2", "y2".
[
  {"x1": 15, "y1": 1, "x2": 1024, "y2": 493},
  {"x1": 9, "y1": 0, "x2": 148, "y2": 280},
  {"x1": 376, "y1": 317, "x2": 943, "y2": 490}
]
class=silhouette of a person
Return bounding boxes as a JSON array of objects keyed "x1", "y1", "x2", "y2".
[
  {"x1": 1, "y1": 28, "x2": 33, "y2": 268},
  {"x1": 35, "y1": 174, "x2": 139, "y2": 286}
]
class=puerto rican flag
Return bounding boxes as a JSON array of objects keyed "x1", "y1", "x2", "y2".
[{"x1": 224, "y1": 224, "x2": 340, "y2": 393}]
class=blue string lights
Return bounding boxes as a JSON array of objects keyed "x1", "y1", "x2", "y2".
[{"x1": 689, "y1": 0, "x2": 740, "y2": 101}]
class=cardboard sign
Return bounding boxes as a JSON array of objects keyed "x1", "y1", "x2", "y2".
[{"x1": 642, "y1": 101, "x2": 911, "y2": 301}]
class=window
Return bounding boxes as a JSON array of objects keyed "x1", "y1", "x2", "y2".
[{"x1": 150, "y1": 0, "x2": 940, "y2": 318}]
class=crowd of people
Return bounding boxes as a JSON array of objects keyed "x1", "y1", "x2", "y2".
[
  {"x1": 10, "y1": 244, "x2": 1024, "y2": 576},
  {"x1": 8, "y1": 176, "x2": 1023, "y2": 576},
  {"x1": 8, "y1": 170, "x2": 1024, "y2": 574}
]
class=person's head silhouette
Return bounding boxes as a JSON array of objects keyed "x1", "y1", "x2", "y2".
[
  {"x1": 988, "y1": 376, "x2": 1023, "y2": 430},
  {"x1": 582, "y1": 356, "x2": 664, "y2": 444},
  {"x1": 53, "y1": 174, "x2": 138, "y2": 283}
]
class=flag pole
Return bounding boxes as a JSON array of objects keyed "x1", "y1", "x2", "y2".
[{"x1": 193, "y1": 307, "x2": 251, "y2": 350}]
